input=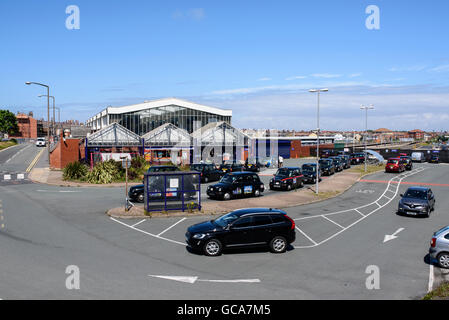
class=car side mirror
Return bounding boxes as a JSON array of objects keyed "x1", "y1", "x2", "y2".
[{"x1": 400, "y1": 194, "x2": 403, "y2": 197}]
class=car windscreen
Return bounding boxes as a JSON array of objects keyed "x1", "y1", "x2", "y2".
[
  {"x1": 302, "y1": 165, "x2": 316, "y2": 172},
  {"x1": 275, "y1": 168, "x2": 290, "y2": 176},
  {"x1": 387, "y1": 160, "x2": 399, "y2": 164},
  {"x1": 220, "y1": 175, "x2": 237, "y2": 184},
  {"x1": 213, "y1": 212, "x2": 240, "y2": 227},
  {"x1": 404, "y1": 189, "x2": 427, "y2": 200},
  {"x1": 319, "y1": 160, "x2": 331, "y2": 165},
  {"x1": 190, "y1": 165, "x2": 204, "y2": 171}
]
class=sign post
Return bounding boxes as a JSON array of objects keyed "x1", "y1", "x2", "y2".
[{"x1": 120, "y1": 156, "x2": 131, "y2": 212}]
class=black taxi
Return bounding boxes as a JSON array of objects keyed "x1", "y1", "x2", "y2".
[
  {"x1": 269, "y1": 167, "x2": 304, "y2": 191},
  {"x1": 207, "y1": 172, "x2": 265, "y2": 200}
]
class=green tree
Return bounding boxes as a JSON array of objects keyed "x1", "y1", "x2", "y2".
[{"x1": 0, "y1": 110, "x2": 18, "y2": 135}]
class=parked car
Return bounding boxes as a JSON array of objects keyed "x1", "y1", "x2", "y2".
[
  {"x1": 328, "y1": 156, "x2": 344, "y2": 172},
  {"x1": 185, "y1": 208, "x2": 296, "y2": 256},
  {"x1": 350, "y1": 153, "x2": 365, "y2": 164},
  {"x1": 429, "y1": 226, "x2": 449, "y2": 269},
  {"x1": 411, "y1": 151, "x2": 425, "y2": 163},
  {"x1": 339, "y1": 155, "x2": 352, "y2": 169},
  {"x1": 397, "y1": 186, "x2": 435, "y2": 217},
  {"x1": 429, "y1": 154, "x2": 440, "y2": 164},
  {"x1": 244, "y1": 160, "x2": 262, "y2": 172},
  {"x1": 129, "y1": 165, "x2": 181, "y2": 203},
  {"x1": 219, "y1": 163, "x2": 245, "y2": 174},
  {"x1": 35, "y1": 137, "x2": 46, "y2": 147},
  {"x1": 301, "y1": 163, "x2": 322, "y2": 184},
  {"x1": 207, "y1": 172, "x2": 264, "y2": 200},
  {"x1": 191, "y1": 163, "x2": 223, "y2": 183},
  {"x1": 319, "y1": 158, "x2": 335, "y2": 176},
  {"x1": 399, "y1": 156, "x2": 413, "y2": 170},
  {"x1": 385, "y1": 157, "x2": 406, "y2": 173},
  {"x1": 269, "y1": 167, "x2": 304, "y2": 191}
]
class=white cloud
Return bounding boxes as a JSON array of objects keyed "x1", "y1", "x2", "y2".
[
  {"x1": 429, "y1": 64, "x2": 449, "y2": 72},
  {"x1": 311, "y1": 73, "x2": 342, "y2": 78},
  {"x1": 172, "y1": 8, "x2": 205, "y2": 20},
  {"x1": 285, "y1": 75, "x2": 307, "y2": 81},
  {"x1": 348, "y1": 73, "x2": 362, "y2": 78},
  {"x1": 257, "y1": 77, "x2": 272, "y2": 81},
  {"x1": 388, "y1": 65, "x2": 427, "y2": 72}
]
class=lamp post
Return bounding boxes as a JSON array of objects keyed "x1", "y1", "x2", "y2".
[
  {"x1": 38, "y1": 94, "x2": 56, "y2": 135},
  {"x1": 309, "y1": 88, "x2": 328, "y2": 194},
  {"x1": 360, "y1": 104, "x2": 374, "y2": 172},
  {"x1": 26, "y1": 81, "x2": 50, "y2": 162}
]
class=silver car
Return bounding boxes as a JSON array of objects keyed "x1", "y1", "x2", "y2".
[{"x1": 429, "y1": 226, "x2": 449, "y2": 269}]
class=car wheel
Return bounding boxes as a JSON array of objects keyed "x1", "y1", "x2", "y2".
[
  {"x1": 254, "y1": 189, "x2": 261, "y2": 197},
  {"x1": 137, "y1": 193, "x2": 144, "y2": 203},
  {"x1": 204, "y1": 177, "x2": 209, "y2": 183},
  {"x1": 203, "y1": 239, "x2": 222, "y2": 256},
  {"x1": 299, "y1": 180, "x2": 304, "y2": 188},
  {"x1": 287, "y1": 184, "x2": 292, "y2": 191},
  {"x1": 425, "y1": 207, "x2": 431, "y2": 218},
  {"x1": 437, "y1": 252, "x2": 449, "y2": 269},
  {"x1": 223, "y1": 192, "x2": 231, "y2": 201},
  {"x1": 269, "y1": 236, "x2": 287, "y2": 253}
]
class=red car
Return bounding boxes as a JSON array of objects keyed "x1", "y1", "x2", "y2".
[{"x1": 385, "y1": 158, "x2": 406, "y2": 173}]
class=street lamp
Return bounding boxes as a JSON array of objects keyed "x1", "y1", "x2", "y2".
[
  {"x1": 309, "y1": 88, "x2": 328, "y2": 194},
  {"x1": 38, "y1": 94, "x2": 56, "y2": 134},
  {"x1": 26, "y1": 81, "x2": 50, "y2": 162},
  {"x1": 360, "y1": 104, "x2": 374, "y2": 172}
]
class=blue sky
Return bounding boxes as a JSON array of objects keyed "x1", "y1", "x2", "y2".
[{"x1": 1, "y1": 0, "x2": 449, "y2": 131}]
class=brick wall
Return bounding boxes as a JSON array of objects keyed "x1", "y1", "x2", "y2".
[{"x1": 50, "y1": 134, "x2": 81, "y2": 169}]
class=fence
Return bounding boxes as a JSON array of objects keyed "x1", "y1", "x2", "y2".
[{"x1": 144, "y1": 171, "x2": 201, "y2": 213}]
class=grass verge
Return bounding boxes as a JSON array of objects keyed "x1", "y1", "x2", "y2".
[
  {"x1": 0, "y1": 140, "x2": 17, "y2": 151},
  {"x1": 349, "y1": 164, "x2": 385, "y2": 177},
  {"x1": 423, "y1": 282, "x2": 449, "y2": 300}
]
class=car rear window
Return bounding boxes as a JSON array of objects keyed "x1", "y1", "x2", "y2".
[{"x1": 271, "y1": 215, "x2": 285, "y2": 224}]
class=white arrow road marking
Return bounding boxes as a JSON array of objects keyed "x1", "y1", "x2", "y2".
[
  {"x1": 148, "y1": 275, "x2": 260, "y2": 284},
  {"x1": 383, "y1": 227, "x2": 405, "y2": 243},
  {"x1": 36, "y1": 190, "x2": 82, "y2": 193}
]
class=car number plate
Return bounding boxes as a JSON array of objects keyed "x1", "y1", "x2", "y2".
[{"x1": 407, "y1": 211, "x2": 417, "y2": 216}]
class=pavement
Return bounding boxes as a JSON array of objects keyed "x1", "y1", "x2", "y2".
[{"x1": 1, "y1": 145, "x2": 448, "y2": 300}]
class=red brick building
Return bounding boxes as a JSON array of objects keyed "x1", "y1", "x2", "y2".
[{"x1": 11, "y1": 112, "x2": 38, "y2": 139}]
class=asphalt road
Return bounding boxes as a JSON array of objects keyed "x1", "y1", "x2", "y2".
[{"x1": 0, "y1": 145, "x2": 448, "y2": 299}]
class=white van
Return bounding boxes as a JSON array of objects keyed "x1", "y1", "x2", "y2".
[{"x1": 411, "y1": 151, "x2": 425, "y2": 162}]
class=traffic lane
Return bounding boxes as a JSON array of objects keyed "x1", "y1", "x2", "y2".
[
  {"x1": 0, "y1": 143, "x2": 30, "y2": 165},
  {"x1": 0, "y1": 143, "x2": 42, "y2": 172}
]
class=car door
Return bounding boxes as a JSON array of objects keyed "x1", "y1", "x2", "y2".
[
  {"x1": 224, "y1": 216, "x2": 255, "y2": 247},
  {"x1": 251, "y1": 215, "x2": 274, "y2": 244},
  {"x1": 231, "y1": 175, "x2": 245, "y2": 197},
  {"x1": 242, "y1": 175, "x2": 255, "y2": 196}
]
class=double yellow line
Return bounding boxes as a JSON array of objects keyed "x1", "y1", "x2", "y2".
[{"x1": 26, "y1": 148, "x2": 45, "y2": 173}]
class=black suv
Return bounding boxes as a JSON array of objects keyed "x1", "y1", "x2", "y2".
[
  {"x1": 244, "y1": 159, "x2": 262, "y2": 172},
  {"x1": 398, "y1": 187, "x2": 435, "y2": 217},
  {"x1": 269, "y1": 167, "x2": 304, "y2": 191},
  {"x1": 301, "y1": 163, "x2": 322, "y2": 184},
  {"x1": 191, "y1": 163, "x2": 223, "y2": 183},
  {"x1": 185, "y1": 208, "x2": 296, "y2": 256},
  {"x1": 207, "y1": 172, "x2": 265, "y2": 200},
  {"x1": 128, "y1": 165, "x2": 180, "y2": 203},
  {"x1": 319, "y1": 159, "x2": 335, "y2": 176}
]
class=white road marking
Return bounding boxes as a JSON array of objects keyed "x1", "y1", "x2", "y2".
[
  {"x1": 295, "y1": 226, "x2": 318, "y2": 245},
  {"x1": 110, "y1": 217, "x2": 186, "y2": 246},
  {"x1": 148, "y1": 275, "x2": 261, "y2": 284},
  {"x1": 131, "y1": 219, "x2": 146, "y2": 228},
  {"x1": 383, "y1": 227, "x2": 404, "y2": 243},
  {"x1": 157, "y1": 218, "x2": 187, "y2": 236},
  {"x1": 321, "y1": 215, "x2": 345, "y2": 229},
  {"x1": 294, "y1": 167, "x2": 426, "y2": 249}
]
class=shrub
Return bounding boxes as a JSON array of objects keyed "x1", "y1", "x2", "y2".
[
  {"x1": 63, "y1": 161, "x2": 88, "y2": 181},
  {"x1": 86, "y1": 160, "x2": 124, "y2": 184}
]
